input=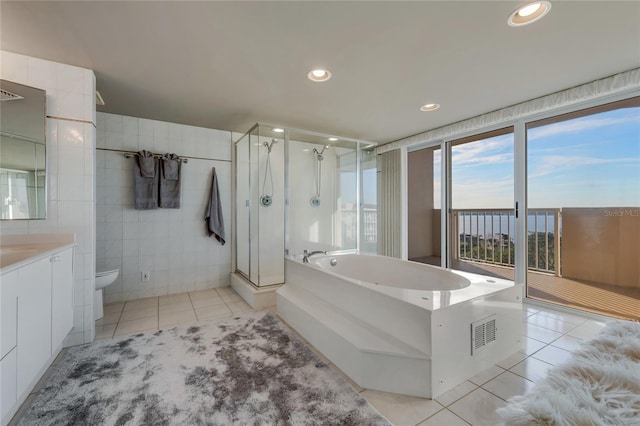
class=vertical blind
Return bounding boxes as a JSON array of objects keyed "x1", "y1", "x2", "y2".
[{"x1": 377, "y1": 150, "x2": 402, "y2": 258}]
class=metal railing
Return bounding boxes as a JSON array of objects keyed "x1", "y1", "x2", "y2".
[
  {"x1": 340, "y1": 208, "x2": 378, "y2": 244},
  {"x1": 452, "y1": 208, "x2": 561, "y2": 276}
]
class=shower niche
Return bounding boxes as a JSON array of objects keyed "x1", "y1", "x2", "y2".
[{"x1": 232, "y1": 123, "x2": 377, "y2": 300}]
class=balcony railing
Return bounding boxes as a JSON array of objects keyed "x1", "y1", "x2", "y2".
[
  {"x1": 452, "y1": 208, "x2": 561, "y2": 276},
  {"x1": 339, "y1": 207, "x2": 378, "y2": 245}
]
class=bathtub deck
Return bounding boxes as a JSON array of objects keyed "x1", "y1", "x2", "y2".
[
  {"x1": 280, "y1": 256, "x2": 523, "y2": 399},
  {"x1": 278, "y1": 285, "x2": 432, "y2": 397},
  {"x1": 413, "y1": 256, "x2": 640, "y2": 321}
]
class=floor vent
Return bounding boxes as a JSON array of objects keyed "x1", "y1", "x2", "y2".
[{"x1": 471, "y1": 315, "x2": 496, "y2": 356}]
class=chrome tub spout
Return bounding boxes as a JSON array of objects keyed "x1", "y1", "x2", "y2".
[{"x1": 303, "y1": 249, "x2": 327, "y2": 263}]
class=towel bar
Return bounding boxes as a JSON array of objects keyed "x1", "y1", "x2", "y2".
[{"x1": 123, "y1": 153, "x2": 188, "y2": 163}]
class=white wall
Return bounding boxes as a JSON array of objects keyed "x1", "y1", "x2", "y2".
[
  {"x1": 95, "y1": 112, "x2": 232, "y2": 302},
  {"x1": 1, "y1": 50, "x2": 97, "y2": 345}
]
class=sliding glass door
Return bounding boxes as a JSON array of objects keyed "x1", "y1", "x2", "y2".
[
  {"x1": 447, "y1": 128, "x2": 517, "y2": 281},
  {"x1": 406, "y1": 95, "x2": 638, "y2": 320},
  {"x1": 526, "y1": 97, "x2": 640, "y2": 320}
]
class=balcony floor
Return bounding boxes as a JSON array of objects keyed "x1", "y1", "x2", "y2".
[{"x1": 412, "y1": 256, "x2": 640, "y2": 321}]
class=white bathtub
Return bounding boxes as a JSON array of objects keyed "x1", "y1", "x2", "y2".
[{"x1": 277, "y1": 253, "x2": 523, "y2": 398}]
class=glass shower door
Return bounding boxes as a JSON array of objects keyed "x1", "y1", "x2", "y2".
[{"x1": 235, "y1": 132, "x2": 250, "y2": 278}]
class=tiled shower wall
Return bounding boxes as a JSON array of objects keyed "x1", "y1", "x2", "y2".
[
  {"x1": 0, "y1": 50, "x2": 97, "y2": 345},
  {"x1": 95, "y1": 112, "x2": 232, "y2": 303}
]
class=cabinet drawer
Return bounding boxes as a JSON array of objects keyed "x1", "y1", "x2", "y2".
[{"x1": 0, "y1": 271, "x2": 18, "y2": 359}]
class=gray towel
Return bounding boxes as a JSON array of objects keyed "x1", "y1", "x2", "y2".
[
  {"x1": 134, "y1": 152, "x2": 159, "y2": 210},
  {"x1": 162, "y1": 154, "x2": 180, "y2": 180},
  {"x1": 137, "y1": 150, "x2": 156, "y2": 177},
  {"x1": 204, "y1": 167, "x2": 225, "y2": 245},
  {"x1": 159, "y1": 153, "x2": 181, "y2": 208}
]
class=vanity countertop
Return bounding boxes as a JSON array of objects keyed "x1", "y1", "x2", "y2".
[{"x1": 0, "y1": 233, "x2": 76, "y2": 273}]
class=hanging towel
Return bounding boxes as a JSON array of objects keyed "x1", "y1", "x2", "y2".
[
  {"x1": 137, "y1": 150, "x2": 156, "y2": 177},
  {"x1": 159, "y1": 153, "x2": 181, "y2": 208},
  {"x1": 134, "y1": 150, "x2": 159, "y2": 210},
  {"x1": 204, "y1": 167, "x2": 225, "y2": 245},
  {"x1": 162, "y1": 153, "x2": 180, "y2": 180}
]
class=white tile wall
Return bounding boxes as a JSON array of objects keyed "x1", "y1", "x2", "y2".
[
  {"x1": 96, "y1": 112, "x2": 232, "y2": 303},
  {"x1": 1, "y1": 50, "x2": 96, "y2": 346}
]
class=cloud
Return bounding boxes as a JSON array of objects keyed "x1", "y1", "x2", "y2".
[
  {"x1": 452, "y1": 135, "x2": 514, "y2": 167},
  {"x1": 529, "y1": 155, "x2": 639, "y2": 179},
  {"x1": 527, "y1": 111, "x2": 640, "y2": 141}
]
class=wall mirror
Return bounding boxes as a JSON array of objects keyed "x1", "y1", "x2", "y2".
[{"x1": 0, "y1": 79, "x2": 46, "y2": 220}]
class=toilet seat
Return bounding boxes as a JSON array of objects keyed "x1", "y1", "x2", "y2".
[{"x1": 96, "y1": 269, "x2": 119, "y2": 277}]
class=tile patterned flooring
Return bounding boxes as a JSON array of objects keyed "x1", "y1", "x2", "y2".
[
  {"x1": 94, "y1": 287, "x2": 253, "y2": 340},
  {"x1": 12, "y1": 287, "x2": 611, "y2": 426}
]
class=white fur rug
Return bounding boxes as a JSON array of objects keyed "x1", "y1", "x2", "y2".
[{"x1": 498, "y1": 320, "x2": 640, "y2": 425}]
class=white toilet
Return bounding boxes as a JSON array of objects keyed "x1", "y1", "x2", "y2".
[{"x1": 94, "y1": 269, "x2": 119, "y2": 320}]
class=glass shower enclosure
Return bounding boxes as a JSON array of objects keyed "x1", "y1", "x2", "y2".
[
  {"x1": 234, "y1": 124, "x2": 286, "y2": 287},
  {"x1": 234, "y1": 123, "x2": 377, "y2": 287}
]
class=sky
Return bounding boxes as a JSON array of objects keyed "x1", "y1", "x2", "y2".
[{"x1": 434, "y1": 105, "x2": 640, "y2": 209}]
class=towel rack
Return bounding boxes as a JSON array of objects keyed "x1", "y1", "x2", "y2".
[{"x1": 123, "y1": 153, "x2": 188, "y2": 164}]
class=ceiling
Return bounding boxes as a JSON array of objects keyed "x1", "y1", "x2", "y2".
[{"x1": 1, "y1": 1, "x2": 638, "y2": 144}]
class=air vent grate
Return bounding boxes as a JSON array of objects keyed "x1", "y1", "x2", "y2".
[
  {"x1": 471, "y1": 315, "x2": 497, "y2": 356},
  {"x1": 0, "y1": 89, "x2": 24, "y2": 102}
]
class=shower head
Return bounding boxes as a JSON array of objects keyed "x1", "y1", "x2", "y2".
[
  {"x1": 313, "y1": 145, "x2": 329, "y2": 158},
  {"x1": 264, "y1": 138, "x2": 278, "y2": 153}
]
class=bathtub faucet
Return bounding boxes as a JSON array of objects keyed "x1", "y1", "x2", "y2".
[{"x1": 303, "y1": 249, "x2": 327, "y2": 263}]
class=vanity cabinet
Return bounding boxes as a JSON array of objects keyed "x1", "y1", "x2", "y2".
[
  {"x1": 50, "y1": 250, "x2": 73, "y2": 357},
  {"x1": 0, "y1": 270, "x2": 18, "y2": 423},
  {"x1": 15, "y1": 256, "x2": 52, "y2": 398},
  {"x1": 0, "y1": 246, "x2": 74, "y2": 425}
]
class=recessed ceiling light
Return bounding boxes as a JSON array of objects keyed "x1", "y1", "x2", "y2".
[
  {"x1": 328, "y1": 137, "x2": 338, "y2": 142},
  {"x1": 508, "y1": 1, "x2": 551, "y2": 27},
  {"x1": 307, "y1": 69, "x2": 332, "y2": 82},
  {"x1": 420, "y1": 103, "x2": 440, "y2": 112},
  {"x1": 272, "y1": 128, "x2": 284, "y2": 133}
]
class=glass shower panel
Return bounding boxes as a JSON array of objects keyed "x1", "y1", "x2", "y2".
[
  {"x1": 257, "y1": 127, "x2": 285, "y2": 286},
  {"x1": 287, "y1": 130, "x2": 358, "y2": 255},
  {"x1": 360, "y1": 146, "x2": 377, "y2": 253},
  {"x1": 234, "y1": 124, "x2": 286, "y2": 287},
  {"x1": 249, "y1": 126, "x2": 260, "y2": 284},
  {"x1": 235, "y1": 132, "x2": 250, "y2": 277},
  {"x1": 337, "y1": 148, "x2": 358, "y2": 251}
]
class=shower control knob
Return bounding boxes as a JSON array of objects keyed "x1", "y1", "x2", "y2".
[{"x1": 260, "y1": 195, "x2": 272, "y2": 207}]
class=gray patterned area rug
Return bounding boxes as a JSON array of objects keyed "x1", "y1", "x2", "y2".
[{"x1": 18, "y1": 311, "x2": 390, "y2": 426}]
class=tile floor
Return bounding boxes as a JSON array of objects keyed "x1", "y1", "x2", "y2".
[
  {"x1": 94, "y1": 287, "x2": 254, "y2": 340},
  {"x1": 12, "y1": 289, "x2": 610, "y2": 426}
]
